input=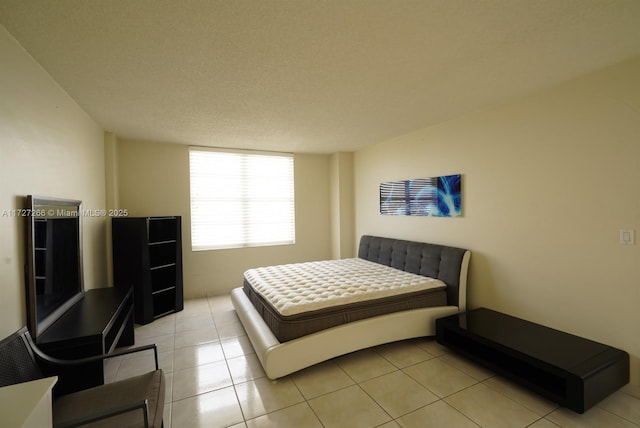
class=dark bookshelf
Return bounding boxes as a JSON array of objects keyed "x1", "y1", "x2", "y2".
[{"x1": 112, "y1": 216, "x2": 184, "y2": 324}]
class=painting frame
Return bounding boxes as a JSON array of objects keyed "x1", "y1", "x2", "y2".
[{"x1": 380, "y1": 174, "x2": 461, "y2": 217}]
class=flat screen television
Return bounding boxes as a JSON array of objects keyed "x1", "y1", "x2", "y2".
[{"x1": 25, "y1": 195, "x2": 84, "y2": 340}]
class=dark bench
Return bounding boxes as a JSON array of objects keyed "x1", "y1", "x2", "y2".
[{"x1": 436, "y1": 308, "x2": 629, "y2": 413}]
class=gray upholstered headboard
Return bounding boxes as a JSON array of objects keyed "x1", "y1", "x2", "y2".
[{"x1": 358, "y1": 235, "x2": 470, "y2": 308}]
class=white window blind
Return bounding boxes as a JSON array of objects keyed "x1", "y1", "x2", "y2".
[{"x1": 189, "y1": 148, "x2": 295, "y2": 250}]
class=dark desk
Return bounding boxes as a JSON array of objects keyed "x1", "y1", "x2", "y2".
[
  {"x1": 435, "y1": 308, "x2": 629, "y2": 413},
  {"x1": 37, "y1": 287, "x2": 134, "y2": 395}
]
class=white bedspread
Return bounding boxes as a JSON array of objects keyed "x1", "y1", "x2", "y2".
[{"x1": 244, "y1": 258, "x2": 445, "y2": 316}]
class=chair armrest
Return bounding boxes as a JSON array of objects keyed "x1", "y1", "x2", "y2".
[
  {"x1": 55, "y1": 399, "x2": 150, "y2": 428},
  {"x1": 25, "y1": 333, "x2": 160, "y2": 370}
]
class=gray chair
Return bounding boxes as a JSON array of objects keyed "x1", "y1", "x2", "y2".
[{"x1": 0, "y1": 327, "x2": 164, "y2": 428}]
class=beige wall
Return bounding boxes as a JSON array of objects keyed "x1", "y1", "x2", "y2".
[
  {"x1": 354, "y1": 57, "x2": 640, "y2": 384},
  {"x1": 330, "y1": 152, "x2": 355, "y2": 259},
  {"x1": 0, "y1": 26, "x2": 107, "y2": 338},
  {"x1": 115, "y1": 139, "x2": 332, "y2": 297}
]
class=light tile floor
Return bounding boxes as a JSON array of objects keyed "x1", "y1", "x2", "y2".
[{"x1": 105, "y1": 296, "x2": 640, "y2": 427}]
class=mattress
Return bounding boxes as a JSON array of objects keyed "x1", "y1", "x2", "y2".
[{"x1": 243, "y1": 258, "x2": 447, "y2": 342}]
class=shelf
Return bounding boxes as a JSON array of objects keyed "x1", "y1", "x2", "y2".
[
  {"x1": 152, "y1": 286, "x2": 176, "y2": 295},
  {"x1": 151, "y1": 263, "x2": 176, "y2": 293},
  {"x1": 154, "y1": 309, "x2": 175, "y2": 319},
  {"x1": 148, "y1": 218, "x2": 179, "y2": 243},
  {"x1": 149, "y1": 241, "x2": 177, "y2": 267},
  {"x1": 149, "y1": 239, "x2": 177, "y2": 246},
  {"x1": 112, "y1": 216, "x2": 183, "y2": 325},
  {"x1": 152, "y1": 287, "x2": 176, "y2": 318},
  {"x1": 150, "y1": 263, "x2": 176, "y2": 271}
]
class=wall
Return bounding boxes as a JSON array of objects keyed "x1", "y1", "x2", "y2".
[
  {"x1": 354, "y1": 56, "x2": 640, "y2": 384},
  {"x1": 330, "y1": 152, "x2": 355, "y2": 259},
  {"x1": 104, "y1": 132, "x2": 119, "y2": 285},
  {"x1": 0, "y1": 26, "x2": 107, "y2": 338},
  {"x1": 115, "y1": 139, "x2": 332, "y2": 297}
]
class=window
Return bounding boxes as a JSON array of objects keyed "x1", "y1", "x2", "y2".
[{"x1": 189, "y1": 148, "x2": 295, "y2": 250}]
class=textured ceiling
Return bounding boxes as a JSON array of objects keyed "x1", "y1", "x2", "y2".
[{"x1": 1, "y1": 0, "x2": 640, "y2": 153}]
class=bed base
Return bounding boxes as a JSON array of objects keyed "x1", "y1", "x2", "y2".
[{"x1": 231, "y1": 287, "x2": 461, "y2": 379}]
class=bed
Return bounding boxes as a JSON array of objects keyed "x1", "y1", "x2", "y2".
[{"x1": 230, "y1": 235, "x2": 471, "y2": 379}]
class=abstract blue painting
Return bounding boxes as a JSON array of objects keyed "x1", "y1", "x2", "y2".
[{"x1": 380, "y1": 174, "x2": 461, "y2": 217}]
